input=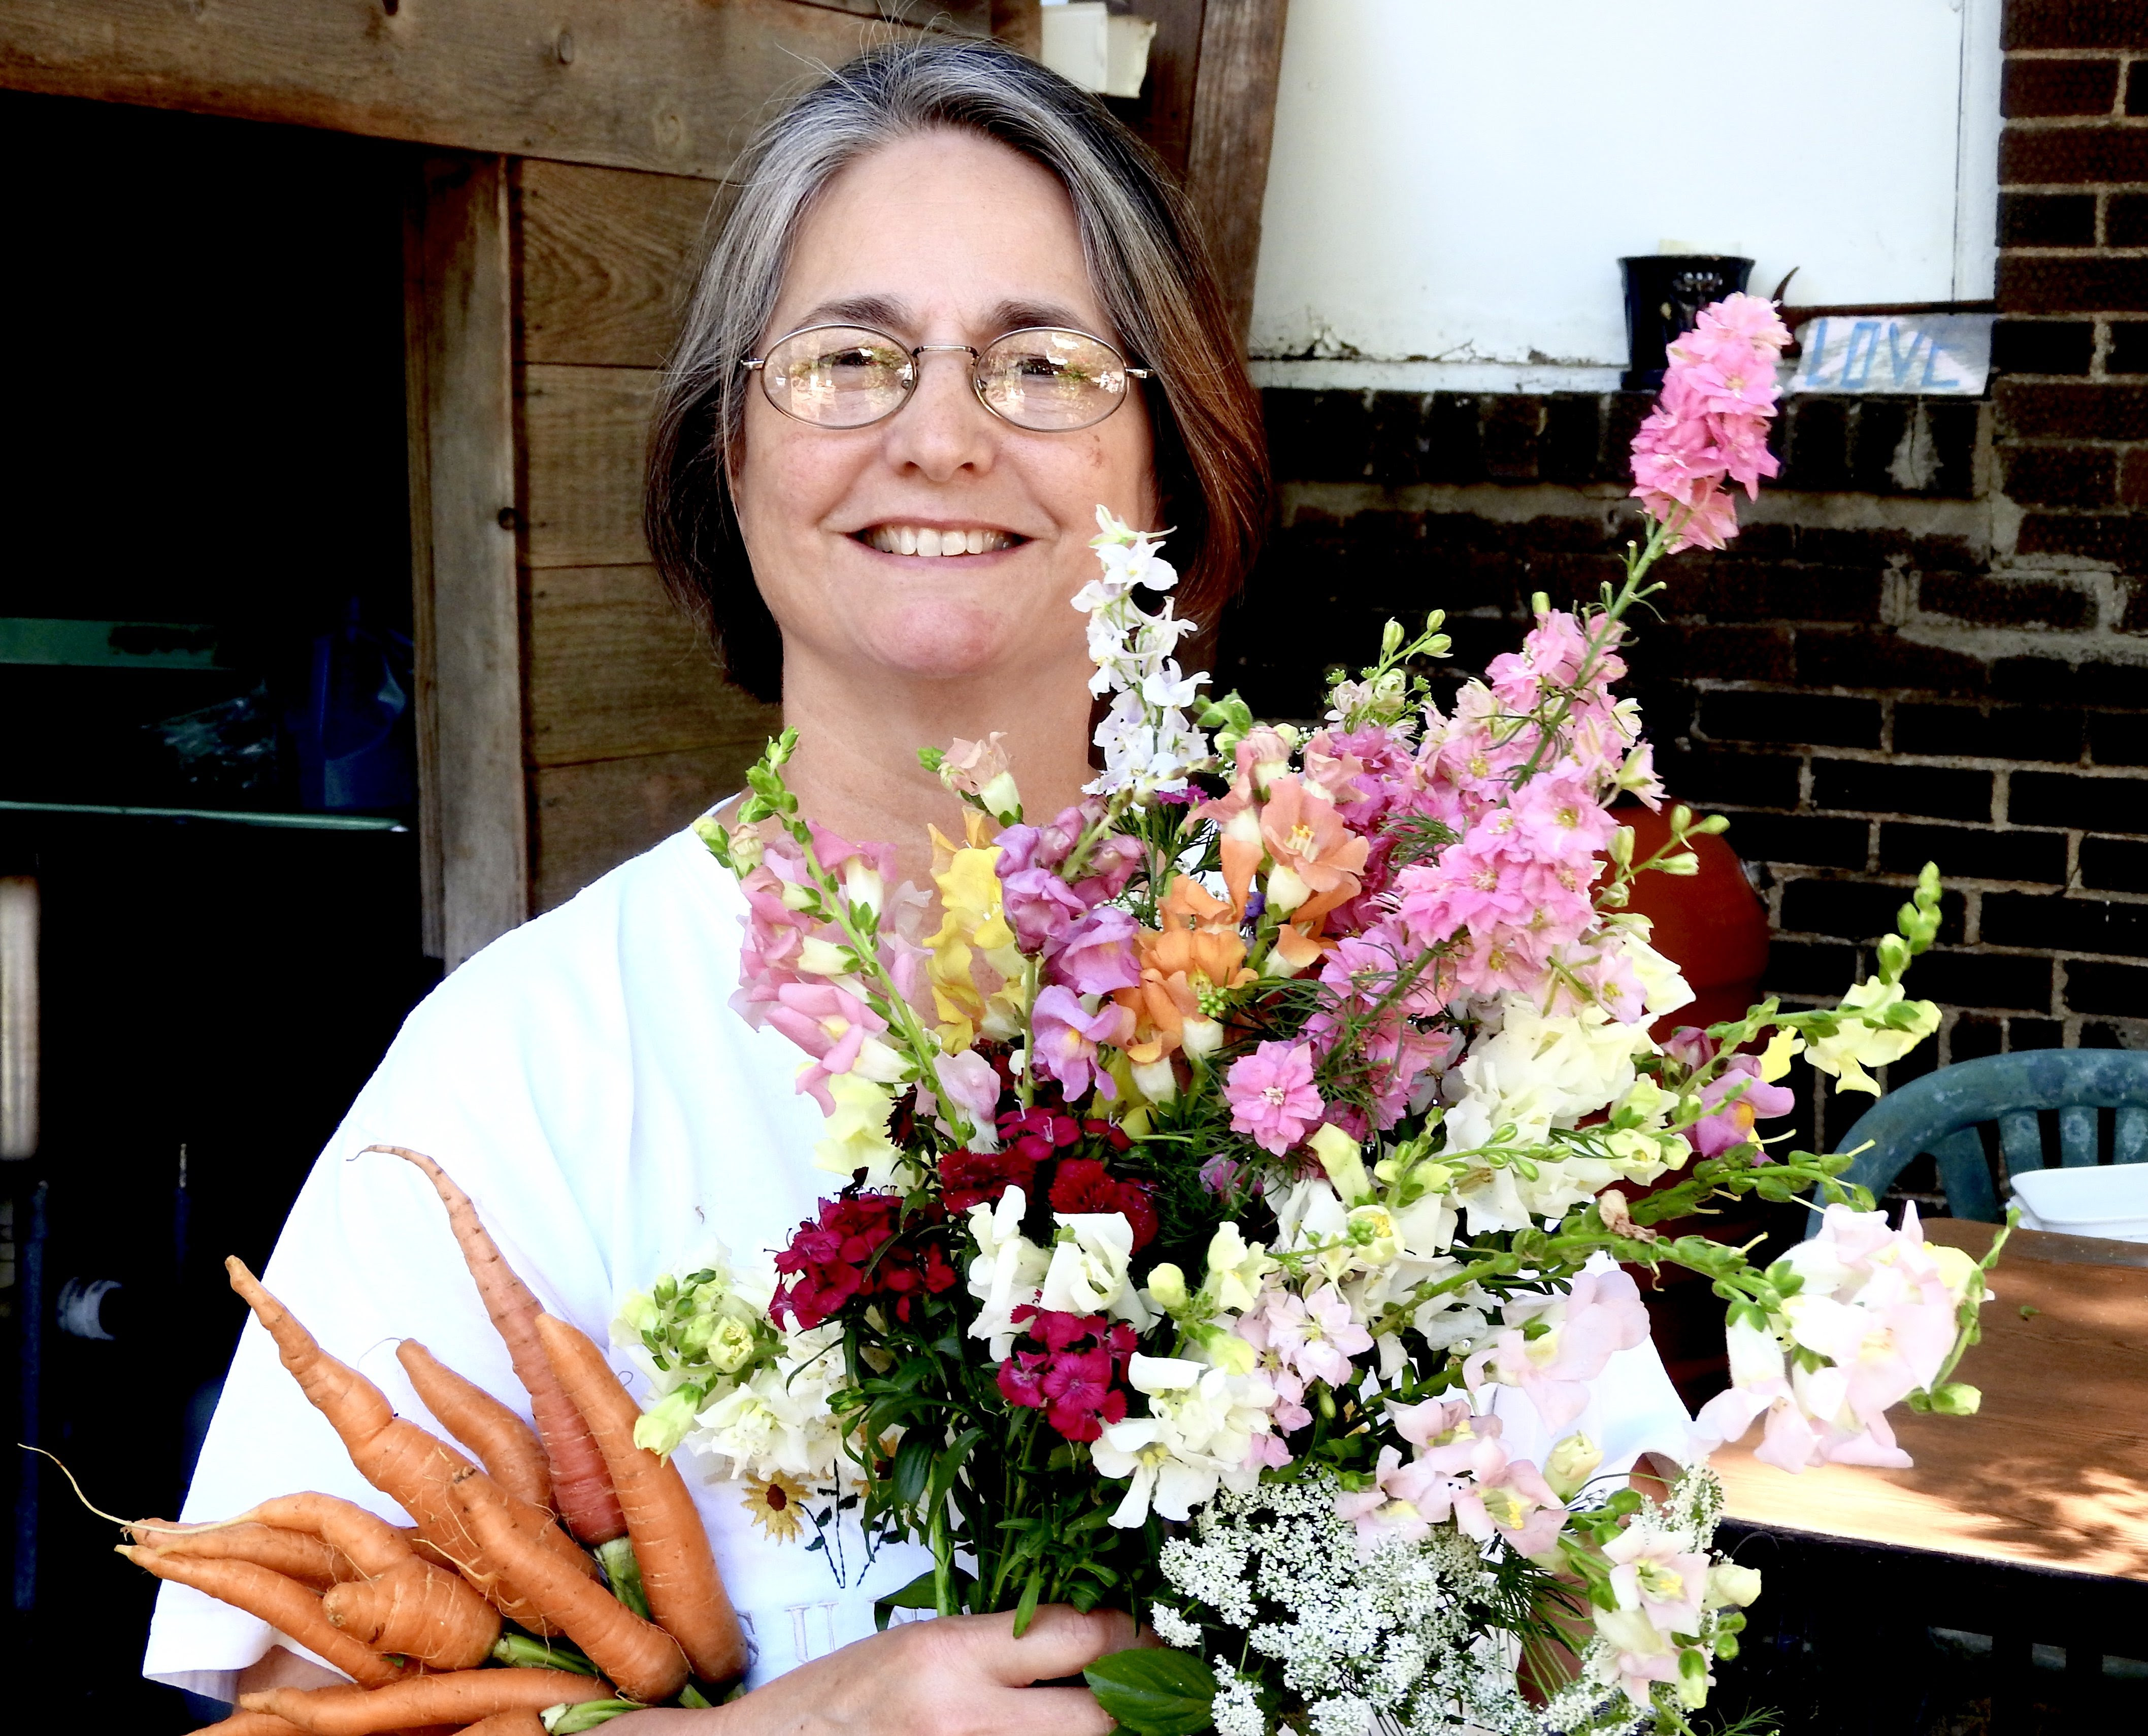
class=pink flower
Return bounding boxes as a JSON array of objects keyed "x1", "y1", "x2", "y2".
[
  {"x1": 935, "y1": 1048, "x2": 1005, "y2": 1141},
  {"x1": 1685, "y1": 1055, "x2": 1796, "y2": 1159},
  {"x1": 763, "y1": 982, "x2": 892, "y2": 1113},
  {"x1": 999, "y1": 866, "x2": 1087, "y2": 953},
  {"x1": 1238, "y1": 1284, "x2": 1372, "y2": 1389},
  {"x1": 1334, "y1": 1445, "x2": 1452, "y2": 1548},
  {"x1": 1223, "y1": 1041, "x2": 1325, "y2": 1154},
  {"x1": 1464, "y1": 1269, "x2": 1652, "y2": 1432},
  {"x1": 1029, "y1": 986, "x2": 1134, "y2": 1102},
  {"x1": 1048, "y1": 907, "x2": 1143, "y2": 996},
  {"x1": 1629, "y1": 293, "x2": 1789, "y2": 551}
]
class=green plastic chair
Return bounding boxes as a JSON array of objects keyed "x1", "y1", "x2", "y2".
[{"x1": 1814, "y1": 1049, "x2": 2148, "y2": 1230}]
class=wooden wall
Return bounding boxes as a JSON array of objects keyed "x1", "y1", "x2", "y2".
[{"x1": 514, "y1": 160, "x2": 781, "y2": 914}]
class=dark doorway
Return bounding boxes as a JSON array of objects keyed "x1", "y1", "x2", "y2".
[{"x1": 0, "y1": 90, "x2": 436, "y2": 1726}]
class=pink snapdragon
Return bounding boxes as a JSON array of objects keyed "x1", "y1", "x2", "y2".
[
  {"x1": 1692, "y1": 1202, "x2": 1981, "y2": 1471},
  {"x1": 1340, "y1": 1404, "x2": 1568, "y2": 1558},
  {"x1": 1629, "y1": 292, "x2": 1791, "y2": 553},
  {"x1": 1236, "y1": 1284, "x2": 1372, "y2": 1391},
  {"x1": 1685, "y1": 1054, "x2": 1796, "y2": 1159},
  {"x1": 1049, "y1": 906, "x2": 1144, "y2": 996},
  {"x1": 1030, "y1": 987, "x2": 1134, "y2": 1102},
  {"x1": 1223, "y1": 1041, "x2": 1325, "y2": 1154},
  {"x1": 1464, "y1": 1268, "x2": 1652, "y2": 1432},
  {"x1": 763, "y1": 982, "x2": 895, "y2": 1113}
]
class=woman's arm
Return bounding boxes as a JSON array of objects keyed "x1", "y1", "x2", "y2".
[{"x1": 608, "y1": 1607, "x2": 1135, "y2": 1736}]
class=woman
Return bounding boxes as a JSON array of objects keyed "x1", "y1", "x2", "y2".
[{"x1": 147, "y1": 41, "x2": 1689, "y2": 1733}]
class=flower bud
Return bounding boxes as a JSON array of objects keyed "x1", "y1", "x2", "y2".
[
  {"x1": 1180, "y1": 1016, "x2": 1226, "y2": 1060},
  {"x1": 1658, "y1": 850, "x2": 1700, "y2": 876},
  {"x1": 1924, "y1": 1381, "x2": 1982, "y2": 1416},
  {"x1": 705, "y1": 1314, "x2": 758, "y2": 1375},
  {"x1": 797, "y1": 936, "x2": 852, "y2": 976},
  {"x1": 1308, "y1": 1122, "x2": 1372, "y2": 1204},
  {"x1": 1263, "y1": 863, "x2": 1311, "y2": 915},
  {"x1": 978, "y1": 771, "x2": 1023, "y2": 825},
  {"x1": 1380, "y1": 617, "x2": 1405, "y2": 659},
  {"x1": 1542, "y1": 1432, "x2": 1603, "y2": 1501},
  {"x1": 1705, "y1": 1562, "x2": 1763, "y2": 1609},
  {"x1": 1145, "y1": 1263, "x2": 1190, "y2": 1313},
  {"x1": 1191, "y1": 1325, "x2": 1257, "y2": 1374},
  {"x1": 1130, "y1": 1055, "x2": 1179, "y2": 1104},
  {"x1": 1608, "y1": 825, "x2": 1634, "y2": 869}
]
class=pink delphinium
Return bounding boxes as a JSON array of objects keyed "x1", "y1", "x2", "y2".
[
  {"x1": 1629, "y1": 291, "x2": 1792, "y2": 553},
  {"x1": 1223, "y1": 1040, "x2": 1325, "y2": 1154}
]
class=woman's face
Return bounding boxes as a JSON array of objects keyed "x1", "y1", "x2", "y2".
[{"x1": 733, "y1": 128, "x2": 1158, "y2": 695}]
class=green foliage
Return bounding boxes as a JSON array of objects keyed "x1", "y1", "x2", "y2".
[{"x1": 1084, "y1": 1647, "x2": 1221, "y2": 1736}]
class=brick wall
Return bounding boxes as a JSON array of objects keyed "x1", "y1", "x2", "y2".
[{"x1": 1219, "y1": 0, "x2": 2148, "y2": 1158}]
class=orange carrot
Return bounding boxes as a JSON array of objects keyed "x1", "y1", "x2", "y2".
[
  {"x1": 321, "y1": 1555, "x2": 501, "y2": 1669},
  {"x1": 447, "y1": 1466, "x2": 686, "y2": 1704},
  {"x1": 126, "y1": 1518, "x2": 353, "y2": 1592},
  {"x1": 223, "y1": 1258, "x2": 577, "y2": 1635},
  {"x1": 118, "y1": 1547, "x2": 405, "y2": 1688},
  {"x1": 462, "y1": 1712, "x2": 548, "y2": 1736},
  {"x1": 396, "y1": 1339, "x2": 554, "y2": 1512},
  {"x1": 239, "y1": 1668, "x2": 608, "y2": 1735},
  {"x1": 238, "y1": 1492, "x2": 418, "y2": 1578},
  {"x1": 193, "y1": 1713, "x2": 305, "y2": 1735},
  {"x1": 372, "y1": 1145, "x2": 626, "y2": 1545},
  {"x1": 535, "y1": 1313, "x2": 749, "y2": 1684}
]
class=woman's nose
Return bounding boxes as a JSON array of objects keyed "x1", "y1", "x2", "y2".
[{"x1": 881, "y1": 347, "x2": 997, "y2": 479}]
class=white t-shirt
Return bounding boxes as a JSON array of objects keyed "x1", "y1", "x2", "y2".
[{"x1": 145, "y1": 826, "x2": 1693, "y2": 1701}]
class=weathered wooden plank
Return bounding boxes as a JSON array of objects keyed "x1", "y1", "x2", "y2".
[
  {"x1": 1183, "y1": 0, "x2": 1288, "y2": 345},
  {"x1": 804, "y1": 0, "x2": 993, "y2": 29},
  {"x1": 406, "y1": 153, "x2": 528, "y2": 967},
  {"x1": 526, "y1": 565, "x2": 778, "y2": 768},
  {"x1": 532, "y1": 744, "x2": 762, "y2": 911},
  {"x1": 518, "y1": 160, "x2": 713, "y2": 369},
  {"x1": 522, "y1": 363, "x2": 657, "y2": 569},
  {"x1": 0, "y1": 0, "x2": 953, "y2": 181}
]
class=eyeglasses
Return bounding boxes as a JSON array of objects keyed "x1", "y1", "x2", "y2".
[{"x1": 742, "y1": 323, "x2": 1151, "y2": 432}]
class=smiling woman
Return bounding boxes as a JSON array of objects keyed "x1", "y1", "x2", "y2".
[{"x1": 645, "y1": 42, "x2": 1266, "y2": 878}]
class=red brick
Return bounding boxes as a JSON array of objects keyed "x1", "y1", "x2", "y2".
[
  {"x1": 1671, "y1": 624, "x2": 1795, "y2": 683},
  {"x1": 2004, "y1": 57, "x2": 2122, "y2": 115},
  {"x1": 2017, "y1": 512, "x2": 2148, "y2": 572},
  {"x1": 1797, "y1": 628, "x2": 1993, "y2": 695},
  {"x1": 1997, "y1": 380, "x2": 2148, "y2": 439},
  {"x1": 2002, "y1": 442, "x2": 2119, "y2": 505},
  {"x1": 2000, "y1": 254, "x2": 2148, "y2": 313},
  {"x1": 2005, "y1": 2, "x2": 2148, "y2": 50},
  {"x1": 2000, "y1": 192, "x2": 2099, "y2": 246},
  {"x1": 2122, "y1": 446, "x2": 2148, "y2": 506},
  {"x1": 2111, "y1": 193, "x2": 2148, "y2": 246},
  {"x1": 2000, "y1": 125, "x2": 2148, "y2": 184},
  {"x1": 1919, "y1": 568, "x2": 2097, "y2": 626}
]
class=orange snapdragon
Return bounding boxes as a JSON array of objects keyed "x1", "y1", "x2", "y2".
[{"x1": 1115, "y1": 877, "x2": 1255, "y2": 1064}]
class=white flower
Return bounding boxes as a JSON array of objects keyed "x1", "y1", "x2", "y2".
[
  {"x1": 1805, "y1": 976, "x2": 1941, "y2": 1095},
  {"x1": 813, "y1": 1072, "x2": 905, "y2": 1188},
  {"x1": 1200, "y1": 1223, "x2": 1277, "y2": 1312},
  {"x1": 1042, "y1": 1213, "x2": 1159, "y2": 1330},
  {"x1": 965, "y1": 1188, "x2": 1050, "y2": 1359},
  {"x1": 686, "y1": 1323, "x2": 845, "y2": 1483},
  {"x1": 1093, "y1": 1356, "x2": 1275, "y2": 1526}
]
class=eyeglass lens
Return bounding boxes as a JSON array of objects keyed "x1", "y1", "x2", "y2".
[{"x1": 758, "y1": 326, "x2": 1133, "y2": 431}]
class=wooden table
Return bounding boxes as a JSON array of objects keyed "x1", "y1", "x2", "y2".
[{"x1": 1703, "y1": 1219, "x2": 2148, "y2": 1731}]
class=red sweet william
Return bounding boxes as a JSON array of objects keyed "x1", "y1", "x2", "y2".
[
  {"x1": 1047, "y1": 1157, "x2": 1159, "y2": 1251},
  {"x1": 996, "y1": 1306, "x2": 1139, "y2": 1443},
  {"x1": 771, "y1": 1191, "x2": 959, "y2": 1330}
]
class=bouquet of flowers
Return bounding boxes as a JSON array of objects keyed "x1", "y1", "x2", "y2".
[{"x1": 627, "y1": 296, "x2": 2005, "y2": 1736}]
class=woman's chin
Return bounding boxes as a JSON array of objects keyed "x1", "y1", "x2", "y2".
[{"x1": 832, "y1": 606, "x2": 1059, "y2": 684}]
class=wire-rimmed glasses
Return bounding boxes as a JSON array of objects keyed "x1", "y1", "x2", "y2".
[{"x1": 743, "y1": 324, "x2": 1151, "y2": 433}]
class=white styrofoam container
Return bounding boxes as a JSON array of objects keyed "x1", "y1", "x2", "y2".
[{"x1": 2009, "y1": 1164, "x2": 2148, "y2": 1241}]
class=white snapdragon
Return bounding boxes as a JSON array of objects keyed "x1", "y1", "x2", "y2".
[
  {"x1": 1042, "y1": 1212, "x2": 1159, "y2": 1331},
  {"x1": 965, "y1": 1188, "x2": 1050, "y2": 1360},
  {"x1": 1092, "y1": 1354, "x2": 1276, "y2": 1526},
  {"x1": 685, "y1": 1322, "x2": 846, "y2": 1483}
]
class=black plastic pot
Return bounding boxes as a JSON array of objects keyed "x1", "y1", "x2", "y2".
[{"x1": 1620, "y1": 255, "x2": 1754, "y2": 390}]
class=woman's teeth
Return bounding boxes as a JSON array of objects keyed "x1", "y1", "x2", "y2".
[{"x1": 864, "y1": 526, "x2": 1015, "y2": 557}]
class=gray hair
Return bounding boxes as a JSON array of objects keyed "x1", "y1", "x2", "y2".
[{"x1": 645, "y1": 38, "x2": 1269, "y2": 705}]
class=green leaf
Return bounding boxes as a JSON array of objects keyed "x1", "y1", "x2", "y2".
[
  {"x1": 874, "y1": 1568, "x2": 943, "y2": 1632},
  {"x1": 1012, "y1": 1566, "x2": 1044, "y2": 1637},
  {"x1": 894, "y1": 1434, "x2": 936, "y2": 1505},
  {"x1": 1083, "y1": 1647, "x2": 1218, "y2": 1736}
]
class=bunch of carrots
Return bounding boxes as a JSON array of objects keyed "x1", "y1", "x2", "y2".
[{"x1": 122, "y1": 1147, "x2": 747, "y2": 1736}]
